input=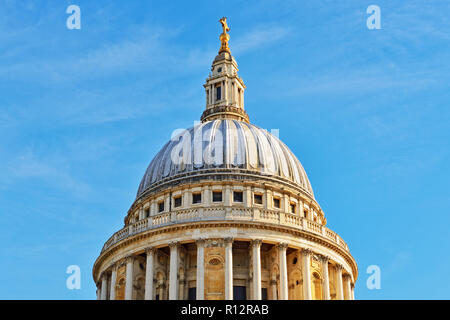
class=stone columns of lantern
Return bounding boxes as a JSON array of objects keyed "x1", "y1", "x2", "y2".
[
  {"x1": 278, "y1": 243, "x2": 289, "y2": 300},
  {"x1": 196, "y1": 239, "x2": 205, "y2": 300},
  {"x1": 233, "y1": 81, "x2": 238, "y2": 106},
  {"x1": 320, "y1": 255, "x2": 331, "y2": 300},
  {"x1": 251, "y1": 239, "x2": 262, "y2": 300},
  {"x1": 169, "y1": 241, "x2": 179, "y2": 300},
  {"x1": 125, "y1": 256, "x2": 134, "y2": 300},
  {"x1": 344, "y1": 274, "x2": 352, "y2": 300},
  {"x1": 224, "y1": 237, "x2": 234, "y2": 300},
  {"x1": 100, "y1": 273, "x2": 108, "y2": 300},
  {"x1": 109, "y1": 263, "x2": 117, "y2": 300},
  {"x1": 335, "y1": 264, "x2": 344, "y2": 300},
  {"x1": 145, "y1": 247, "x2": 155, "y2": 300},
  {"x1": 302, "y1": 249, "x2": 312, "y2": 300},
  {"x1": 223, "y1": 80, "x2": 227, "y2": 104}
]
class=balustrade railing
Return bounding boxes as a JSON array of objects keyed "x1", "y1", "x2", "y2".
[{"x1": 101, "y1": 206, "x2": 350, "y2": 253}]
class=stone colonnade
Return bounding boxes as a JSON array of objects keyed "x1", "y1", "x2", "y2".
[{"x1": 97, "y1": 239, "x2": 355, "y2": 300}]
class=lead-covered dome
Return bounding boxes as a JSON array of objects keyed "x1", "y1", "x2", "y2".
[{"x1": 137, "y1": 119, "x2": 314, "y2": 198}]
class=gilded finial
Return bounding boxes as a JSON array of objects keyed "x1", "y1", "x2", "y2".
[{"x1": 219, "y1": 17, "x2": 230, "y2": 53}]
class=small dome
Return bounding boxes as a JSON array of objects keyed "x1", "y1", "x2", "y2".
[{"x1": 137, "y1": 119, "x2": 314, "y2": 198}]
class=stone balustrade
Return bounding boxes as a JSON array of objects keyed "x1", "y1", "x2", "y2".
[{"x1": 101, "y1": 206, "x2": 349, "y2": 253}]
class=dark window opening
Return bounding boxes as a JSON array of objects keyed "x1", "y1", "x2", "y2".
[
  {"x1": 158, "y1": 201, "x2": 164, "y2": 213},
  {"x1": 188, "y1": 287, "x2": 196, "y2": 300},
  {"x1": 273, "y1": 198, "x2": 281, "y2": 208},
  {"x1": 233, "y1": 191, "x2": 243, "y2": 202},
  {"x1": 192, "y1": 193, "x2": 202, "y2": 204},
  {"x1": 213, "y1": 191, "x2": 223, "y2": 202},
  {"x1": 254, "y1": 194, "x2": 263, "y2": 205},
  {"x1": 262, "y1": 288, "x2": 268, "y2": 300},
  {"x1": 290, "y1": 204, "x2": 296, "y2": 214},
  {"x1": 233, "y1": 286, "x2": 246, "y2": 300},
  {"x1": 144, "y1": 208, "x2": 150, "y2": 218},
  {"x1": 174, "y1": 196, "x2": 182, "y2": 208},
  {"x1": 216, "y1": 86, "x2": 222, "y2": 101}
]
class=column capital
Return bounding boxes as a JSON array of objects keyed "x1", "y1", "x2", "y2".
[
  {"x1": 343, "y1": 273, "x2": 352, "y2": 280},
  {"x1": 195, "y1": 238, "x2": 206, "y2": 246},
  {"x1": 145, "y1": 247, "x2": 155, "y2": 255},
  {"x1": 302, "y1": 248, "x2": 313, "y2": 256},
  {"x1": 318, "y1": 254, "x2": 331, "y2": 263},
  {"x1": 125, "y1": 255, "x2": 134, "y2": 264},
  {"x1": 224, "y1": 237, "x2": 234, "y2": 244},
  {"x1": 251, "y1": 239, "x2": 263, "y2": 247},
  {"x1": 168, "y1": 241, "x2": 179, "y2": 249},
  {"x1": 335, "y1": 263, "x2": 343, "y2": 271},
  {"x1": 110, "y1": 262, "x2": 118, "y2": 272},
  {"x1": 277, "y1": 242, "x2": 288, "y2": 250}
]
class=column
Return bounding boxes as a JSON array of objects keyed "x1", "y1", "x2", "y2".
[
  {"x1": 265, "y1": 190, "x2": 272, "y2": 210},
  {"x1": 282, "y1": 194, "x2": 289, "y2": 213},
  {"x1": 224, "y1": 237, "x2": 234, "y2": 300},
  {"x1": 302, "y1": 249, "x2": 312, "y2": 300},
  {"x1": 351, "y1": 283, "x2": 355, "y2": 300},
  {"x1": 203, "y1": 186, "x2": 211, "y2": 206},
  {"x1": 251, "y1": 240, "x2": 262, "y2": 300},
  {"x1": 100, "y1": 273, "x2": 108, "y2": 300},
  {"x1": 244, "y1": 186, "x2": 252, "y2": 207},
  {"x1": 335, "y1": 264, "x2": 344, "y2": 300},
  {"x1": 224, "y1": 185, "x2": 232, "y2": 206},
  {"x1": 150, "y1": 200, "x2": 156, "y2": 216},
  {"x1": 278, "y1": 243, "x2": 288, "y2": 300},
  {"x1": 299, "y1": 200, "x2": 304, "y2": 217},
  {"x1": 343, "y1": 274, "x2": 352, "y2": 300},
  {"x1": 182, "y1": 190, "x2": 189, "y2": 209},
  {"x1": 196, "y1": 239, "x2": 205, "y2": 300},
  {"x1": 125, "y1": 256, "x2": 134, "y2": 300},
  {"x1": 110, "y1": 264, "x2": 117, "y2": 300},
  {"x1": 169, "y1": 241, "x2": 179, "y2": 300},
  {"x1": 96, "y1": 285, "x2": 100, "y2": 300},
  {"x1": 320, "y1": 255, "x2": 331, "y2": 300},
  {"x1": 144, "y1": 247, "x2": 155, "y2": 300}
]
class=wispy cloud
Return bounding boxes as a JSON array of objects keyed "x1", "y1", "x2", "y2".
[
  {"x1": 232, "y1": 25, "x2": 290, "y2": 54},
  {"x1": 7, "y1": 149, "x2": 92, "y2": 197}
]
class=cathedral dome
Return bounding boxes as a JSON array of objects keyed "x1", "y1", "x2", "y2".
[
  {"x1": 93, "y1": 17, "x2": 357, "y2": 302},
  {"x1": 137, "y1": 119, "x2": 314, "y2": 199}
]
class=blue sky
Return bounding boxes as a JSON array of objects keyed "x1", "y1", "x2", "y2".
[{"x1": 1, "y1": 0, "x2": 449, "y2": 299}]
